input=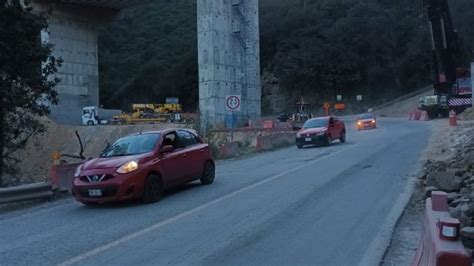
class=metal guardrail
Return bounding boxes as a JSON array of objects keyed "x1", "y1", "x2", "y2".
[
  {"x1": 0, "y1": 182, "x2": 53, "y2": 204},
  {"x1": 374, "y1": 85, "x2": 433, "y2": 111}
]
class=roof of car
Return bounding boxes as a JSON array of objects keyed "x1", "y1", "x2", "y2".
[
  {"x1": 129, "y1": 128, "x2": 197, "y2": 136},
  {"x1": 309, "y1": 116, "x2": 333, "y2": 120}
]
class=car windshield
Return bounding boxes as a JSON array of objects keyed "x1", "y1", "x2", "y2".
[
  {"x1": 359, "y1": 113, "x2": 374, "y2": 120},
  {"x1": 100, "y1": 133, "x2": 160, "y2": 158},
  {"x1": 303, "y1": 118, "x2": 328, "y2": 129}
]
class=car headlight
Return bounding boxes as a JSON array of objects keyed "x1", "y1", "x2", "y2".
[
  {"x1": 116, "y1": 160, "x2": 139, "y2": 174},
  {"x1": 316, "y1": 131, "x2": 326, "y2": 136},
  {"x1": 74, "y1": 165, "x2": 82, "y2": 177},
  {"x1": 357, "y1": 121, "x2": 362, "y2": 125}
]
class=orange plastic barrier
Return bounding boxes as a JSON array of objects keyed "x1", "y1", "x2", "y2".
[{"x1": 412, "y1": 191, "x2": 471, "y2": 266}]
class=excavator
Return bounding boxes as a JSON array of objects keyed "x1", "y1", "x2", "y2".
[
  {"x1": 419, "y1": 0, "x2": 472, "y2": 118},
  {"x1": 291, "y1": 98, "x2": 313, "y2": 130}
]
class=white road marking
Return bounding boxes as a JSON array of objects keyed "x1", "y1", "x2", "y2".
[{"x1": 58, "y1": 144, "x2": 359, "y2": 266}]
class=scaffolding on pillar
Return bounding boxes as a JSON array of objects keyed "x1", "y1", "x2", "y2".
[{"x1": 231, "y1": 0, "x2": 247, "y2": 49}]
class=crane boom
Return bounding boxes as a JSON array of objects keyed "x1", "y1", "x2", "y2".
[
  {"x1": 419, "y1": 0, "x2": 472, "y2": 118},
  {"x1": 426, "y1": 0, "x2": 458, "y2": 94}
]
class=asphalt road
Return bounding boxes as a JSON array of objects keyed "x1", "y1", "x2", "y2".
[{"x1": 0, "y1": 118, "x2": 432, "y2": 266}]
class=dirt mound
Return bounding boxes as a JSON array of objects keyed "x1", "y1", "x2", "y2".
[
  {"x1": 6, "y1": 119, "x2": 193, "y2": 186},
  {"x1": 459, "y1": 107, "x2": 474, "y2": 121},
  {"x1": 374, "y1": 89, "x2": 434, "y2": 118}
]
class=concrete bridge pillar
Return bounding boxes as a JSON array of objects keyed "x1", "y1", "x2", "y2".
[
  {"x1": 31, "y1": 1, "x2": 119, "y2": 124},
  {"x1": 197, "y1": 0, "x2": 261, "y2": 130}
]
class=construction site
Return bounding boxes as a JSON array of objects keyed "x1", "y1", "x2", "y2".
[{"x1": 2, "y1": 0, "x2": 474, "y2": 265}]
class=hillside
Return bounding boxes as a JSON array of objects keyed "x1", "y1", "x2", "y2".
[{"x1": 98, "y1": 0, "x2": 474, "y2": 114}]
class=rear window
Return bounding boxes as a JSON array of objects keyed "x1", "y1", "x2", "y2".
[
  {"x1": 178, "y1": 130, "x2": 200, "y2": 147},
  {"x1": 303, "y1": 118, "x2": 328, "y2": 128}
]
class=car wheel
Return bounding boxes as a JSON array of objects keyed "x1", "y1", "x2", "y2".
[
  {"x1": 201, "y1": 161, "x2": 215, "y2": 185},
  {"x1": 297, "y1": 144, "x2": 303, "y2": 149},
  {"x1": 87, "y1": 120, "x2": 94, "y2": 126},
  {"x1": 142, "y1": 174, "x2": 164, "y2": 203},
  {"x1": 325, "y1": 135, "x2": 332, "y2": 146},
  {"x1": 339, "y1": 131, "x2": 346, "y2": 143}
]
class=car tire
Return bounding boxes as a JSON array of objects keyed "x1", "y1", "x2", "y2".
[
  {"x1": 325, "y1": 135, "x2": 332, "y2": 146},
  {"x1": 200, "y1": 161, "x2": 215, "y2": 185},
  {"x1": 339, "y1": 131, "x2": 346, "y2": 143},
  {"x1": 87, "y1": 120, "x2": 94, "y2": 126},
  {"x1": 297, "y1": 144, "x2": 303, "y2": 149},
  {"x1": 142, "y1": 174, "x2": 164, "y2": 203}
]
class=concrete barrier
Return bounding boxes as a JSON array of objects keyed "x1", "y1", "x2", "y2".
[
  {"x1": 412, "y1": 191, "x2": 471, "y2": 266},
  {"x1": 414, "y1": 110, "x2": 422, "y2": 121},
  {"x1": 256, "y1": 135, "x2": 273, "y2": 152},
  {"x1": 420, "y1": 111, "x2": 430, "y2": 121},
  {"x1": 0, "y1": 182, "x2": 53, "y2": 204},
  {"x1": 51, "y1": 162, "x2": 82, "y2": 192},
  {"x1": 218, "y1": 142, "x2": 239, "y2": 159},
  {"x1": 209, "y1": 127, "x2": 296, "y2": 158},
  {"x1": 270, "y1": 133, "x2": 294, "y2": 148},
  {"x1": 262, "y1": 120, "x2": 275, "y2": 129}
]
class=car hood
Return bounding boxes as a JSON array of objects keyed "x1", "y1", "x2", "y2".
[
  {"x1": 298, "y1": 127, "x2": 328, "y2": 135},
  {"x1": 82, "y1": 154, "x2": 148, "y2": 170}
]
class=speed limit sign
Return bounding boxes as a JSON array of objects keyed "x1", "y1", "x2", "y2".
[{"x1": 226, "y1": 95, "x2": 241, "y2": 111}]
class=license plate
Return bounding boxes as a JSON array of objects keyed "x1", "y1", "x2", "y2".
[
  {"x1": 305, "y1": 138, "x2": 312, "y2": 142},
  {"x1": 88, "y1": 189, "x2": 102, "y2": 197}
]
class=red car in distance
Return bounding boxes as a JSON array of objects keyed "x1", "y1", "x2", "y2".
[
  {"x1": 356, "y1": 113, "x2": 377, "y2": 130},
  {"x1": 295, "y1": 116, "x2": 346, "y2": 148},
  {"x1": 72, "y1": 129, "x2": 215, "y2": 205}
]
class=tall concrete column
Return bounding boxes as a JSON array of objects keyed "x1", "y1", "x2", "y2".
[
  {"x1": 198, "y1": 0, "x2": 261, "y2": 130},
  {"x1": 47, "y1": 15, "x2": 100, "y2": 112},
  {"x1": 31, "y1": 1, "x2": 138, "y2": 124}
]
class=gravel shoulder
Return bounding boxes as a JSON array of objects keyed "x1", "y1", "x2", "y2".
[{"x1": 382, "y1": 117, "x2": 474, "y2": 265}]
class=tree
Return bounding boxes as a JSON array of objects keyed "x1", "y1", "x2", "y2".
[{"x1": 0, "y1": 0, "x2": 61, "y2": 186}]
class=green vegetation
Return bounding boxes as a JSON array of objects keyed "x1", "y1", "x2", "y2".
[
  {"x1": 0, "y1": 0, "x2": 61, "y2": 186},
  {"x1": 98, "y1": 0, "x2": 474, "y2": 112}
]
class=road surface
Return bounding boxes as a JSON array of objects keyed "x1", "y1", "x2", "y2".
[{"x1": 0, "y1": 118, "x2": 431, "y2": 265}]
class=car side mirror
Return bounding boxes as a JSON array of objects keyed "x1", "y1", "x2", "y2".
[{"x1": 160, "y1": 145, "x2": 174, "y2": 153}]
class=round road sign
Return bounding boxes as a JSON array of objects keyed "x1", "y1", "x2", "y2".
[
  {"x1": 323, "y1": 102, "x2": 330, "y2": 109},
  {"x1": 226, "y1": 95, "x2": 241, "y2": 111}
]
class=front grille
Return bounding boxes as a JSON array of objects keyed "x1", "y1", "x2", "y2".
[
  {"x1": 77, "y1": 186, "x2": 119, "y2": 198},
  {"x1": 80, "y1": 174, "x2": 114, "y2": 183}
]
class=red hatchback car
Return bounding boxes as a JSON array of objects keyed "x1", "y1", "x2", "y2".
[
  {"x1": 72, "y1": 129, "x2": 215, "y2": 205},
  {"x1": 295, "y1": 116, "x2": 346, "y2": 148}
]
